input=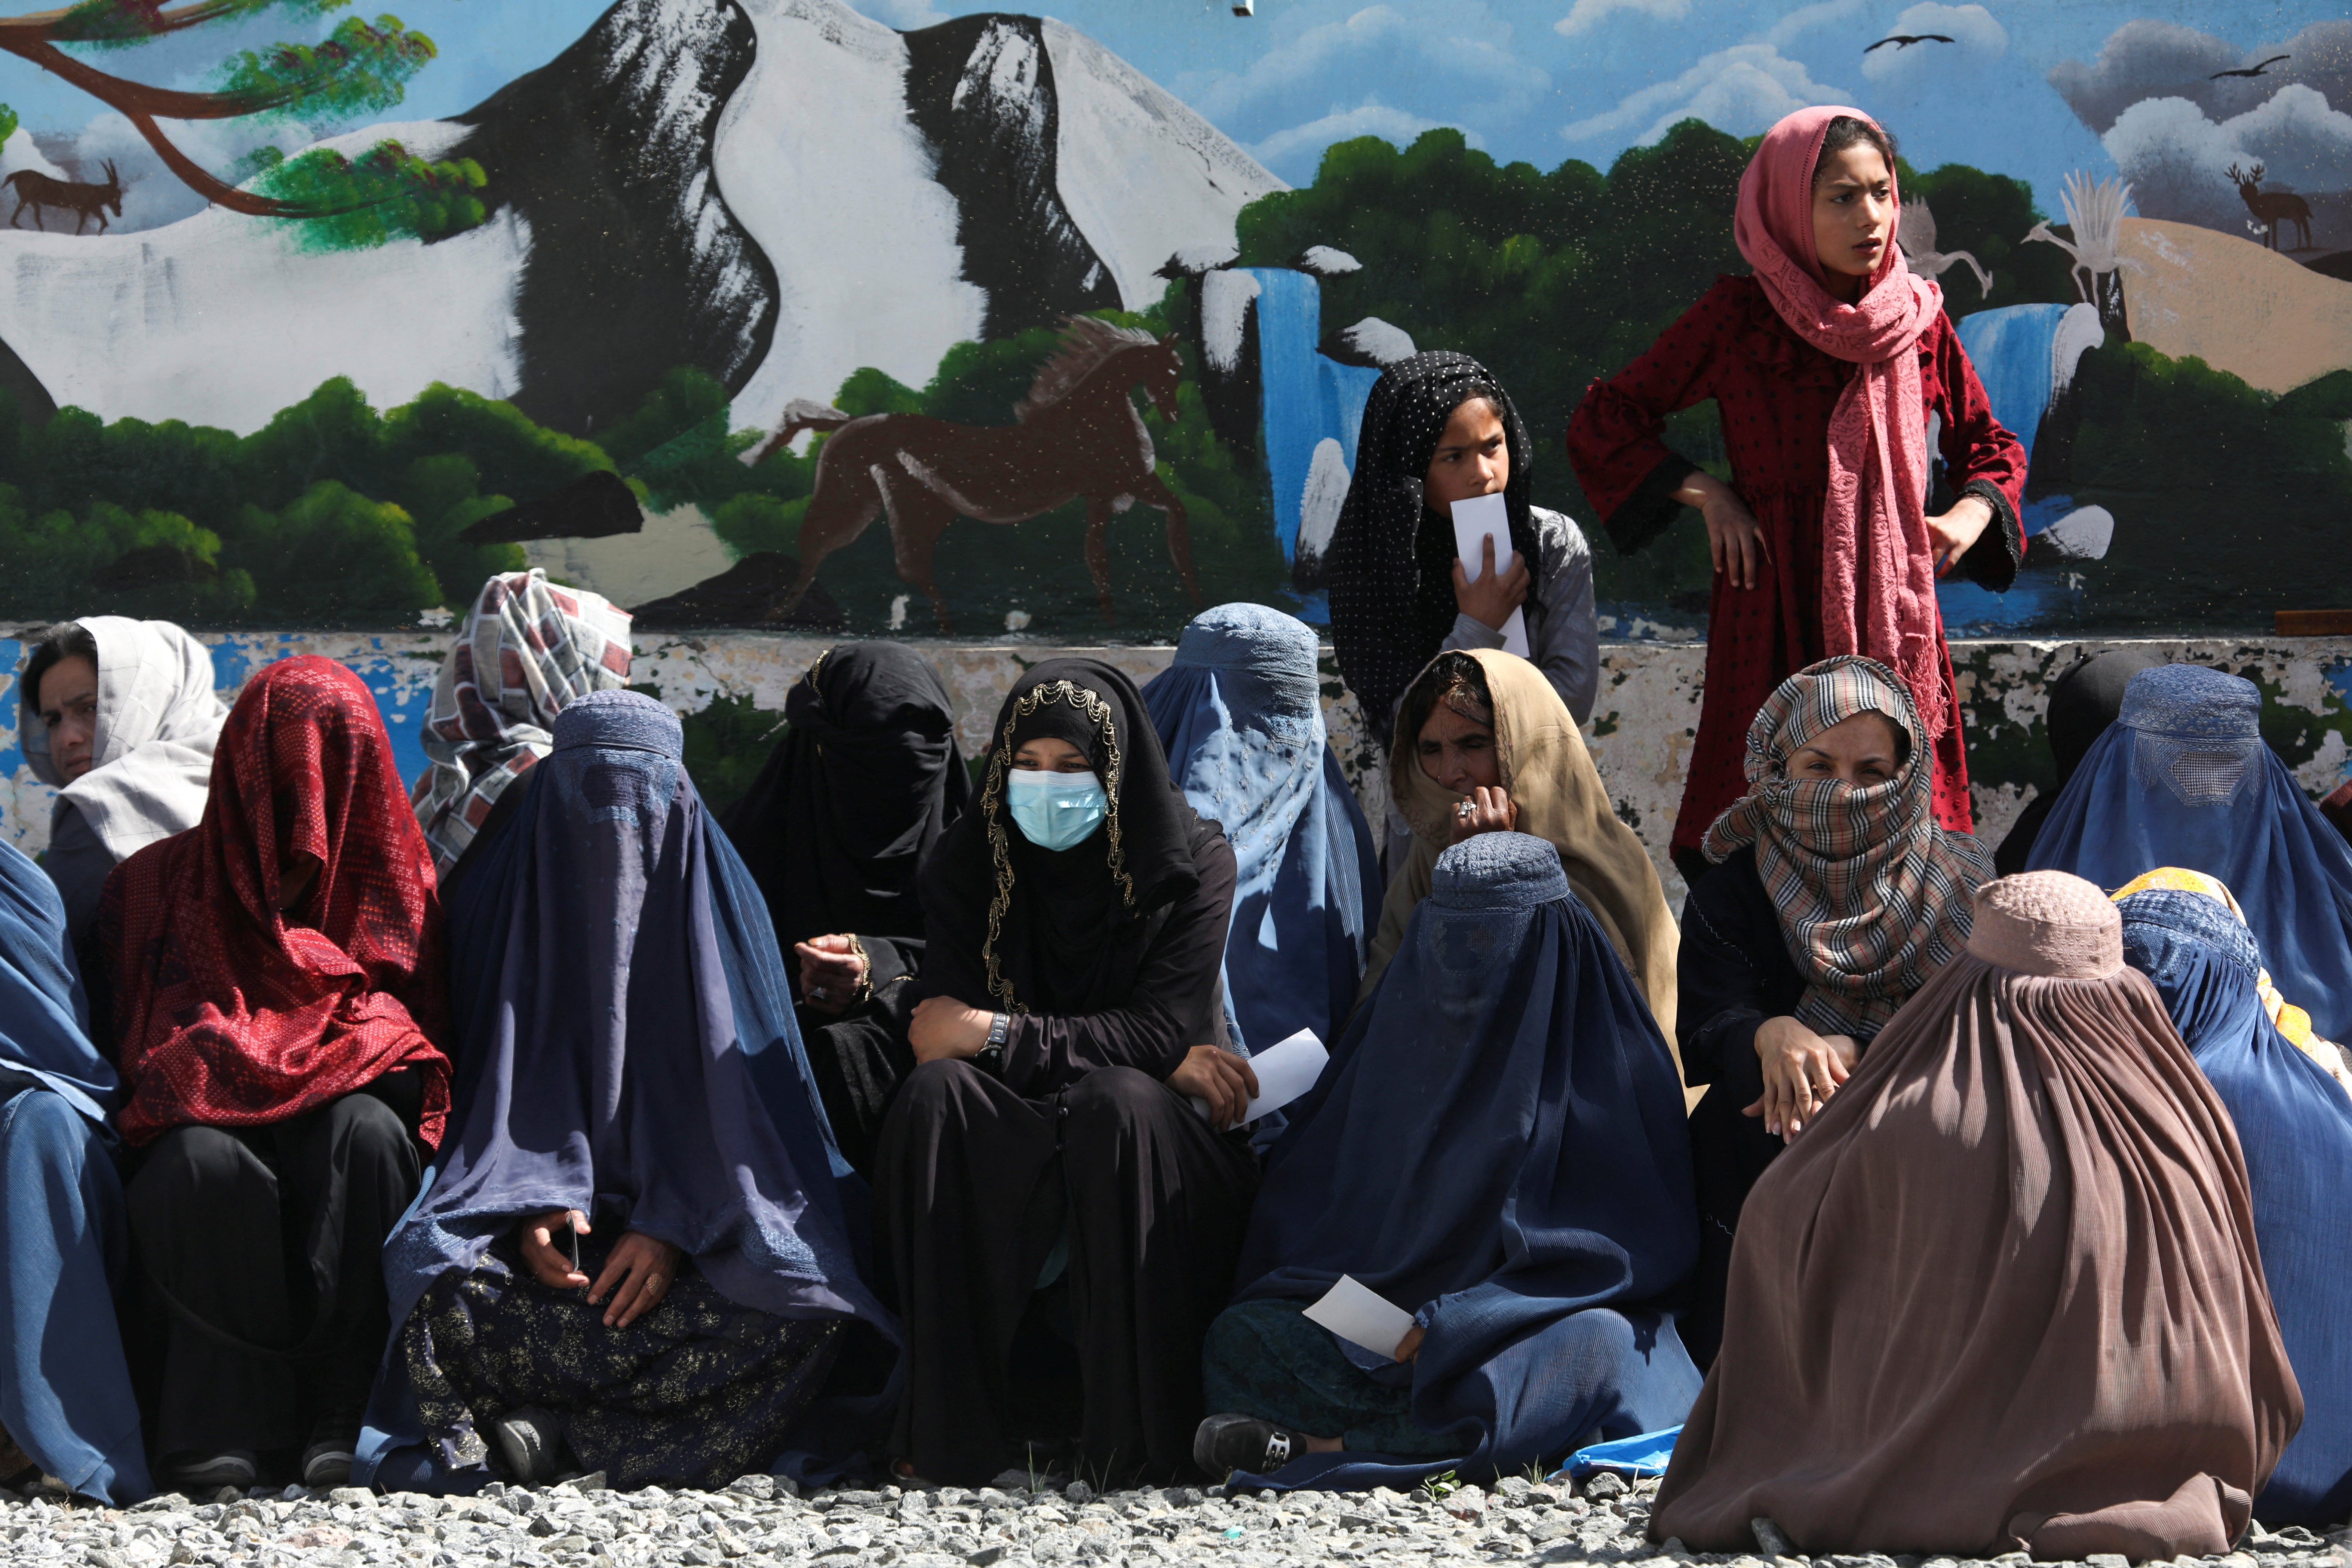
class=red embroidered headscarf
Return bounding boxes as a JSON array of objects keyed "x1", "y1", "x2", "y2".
[
  {"x1": 1734, "y1": 106, "x2": 1947, "y2": 739},
  {"x1": 99, "y1": 657, "x2": 451, "y2": 1147}
]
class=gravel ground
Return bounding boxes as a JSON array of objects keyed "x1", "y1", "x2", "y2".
[{"x1": 6, "y1": 1470, "x2": 2344, "y2": 1568}]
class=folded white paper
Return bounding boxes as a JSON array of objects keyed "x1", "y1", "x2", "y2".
[
  {"x1": 1450, "y1": 493, "x2": 1531, "y2": 658},
  {"x1": 1189, "y1": 1028, "x2": 1329, "y2": 1124},
  {"x1": 1302, "y1": 1274, "x2": 1417, "y2": 1357},
  {"x1": 1240, "y1": 1028, "x2": 1327, "y2": 1121}
]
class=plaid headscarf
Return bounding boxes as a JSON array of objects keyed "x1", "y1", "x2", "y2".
[
  {"x1": 1704, "y1": 655, "x2": 1991, "y2": 1037},
  {"x1": 412, "y1": 570, "x2": 633, "y2": 877}
]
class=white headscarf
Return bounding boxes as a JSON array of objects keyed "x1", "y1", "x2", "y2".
[{"x1": 22, "y1": 617, "x2": 226, "y2": 860}]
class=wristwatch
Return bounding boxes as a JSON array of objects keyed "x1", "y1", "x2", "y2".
[{"x1": 974, "y1": 1012, "x2": 1010, "y2": 1075}]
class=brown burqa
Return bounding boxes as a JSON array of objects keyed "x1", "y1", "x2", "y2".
[{"x1": 1651, "y1": 871, "x2": 2300, "y2": 1561}]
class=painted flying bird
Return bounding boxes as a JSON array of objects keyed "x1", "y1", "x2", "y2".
[
  {"x1": 2209, "y1": 55, "x2": 2289, "y2": 79},
  {"x1": 1866, "y1": 33, "x2": 1954, "y2": 51}
]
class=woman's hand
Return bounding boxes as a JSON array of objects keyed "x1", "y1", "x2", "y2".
[
  {"x1": 1450, "y1": 535, "x2": 1530, "y2": 632},
  {"x1": 1743, "y1": 1017, "x2": 1861, "y2": 1142},
  {"x1": 1676, "y1": 472, "x2": 1769, "y2": 591},
  {"x1": 1447, "y1": 785, "x2": 1518, "y2": 845},
  {"x1": 519, "y1": 1209, "x2": 591, "y2": 1290},
  {"x1": 1926, "y1": 495, "x2": 1993, "y2": 577},
  {"x1": 909, "y1": 996, "x2": 994, "y2": 1064},
  {"x1": 589, "y1": 1230, "x2": 684, "y2": 1329},
  {"x1": 1393, "y1": 1323, "x2": 1426, "y2": 1364},
  {"x1": 795, "y1": 934, "x2": 868, "y2": 1015},
  {"x1": 1167, "y1": 1045, "x2": 1260, "y2": 1130}
]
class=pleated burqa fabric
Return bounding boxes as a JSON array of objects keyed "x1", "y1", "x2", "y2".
[
  {"x1": 2116, "y1": 880, "x2": 2352, "y2": 1526},
  {"x1": 1652, "y1": 872, "x2": 2299, "y2": 1560}
]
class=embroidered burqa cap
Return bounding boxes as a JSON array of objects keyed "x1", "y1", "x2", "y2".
[
  {"x1": 1652, "y1": 870, "x2": 2299, "y2": 1559},
  {"x1": 2028, "y1": 663, "x2": 2352, "y2": 1041},
  {"x1": 1141, "y1": 604, "x2": 1380, "y2": 1051}
]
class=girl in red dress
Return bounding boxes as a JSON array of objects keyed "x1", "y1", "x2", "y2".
[{"x1": 1566, "y1": 107, "x2": 2026, "y2": 883}]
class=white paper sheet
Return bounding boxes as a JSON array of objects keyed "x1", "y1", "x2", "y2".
[
  {"x1": 1190, "y1": 1028, "x2": 1329, "y2": 1124},
  {"x1": 1302, "y1": 1274, "x2": 1417, "y2": 1357},
  {"x1": 1450, "y1": 493, "x2": 1531, "y2": 658}
]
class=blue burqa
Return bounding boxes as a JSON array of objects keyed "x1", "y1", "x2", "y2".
[
  {"x1": 1228, "y1": 831, "x2": 1702, "y2": 1489},
  {"x1": 1141, "y1": 604, "x2": 1381, "y2": 1053},
  {"x1": 359, "y1": 691, "x2": 896, "y2": 1485},
  {"x1": 0, "y1": 840, "x2": 150, "y2": 1504},
  {"x1": 2029, "y1": 664, "x2": 2352, "y2": 1040},
  {"x1": 2118, "y1": 886, "x2": 2352, "y2": 1525}
]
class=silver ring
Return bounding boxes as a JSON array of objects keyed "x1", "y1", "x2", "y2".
[{"x1": 1456, "y1": 801, "x2": 1474, "y2": 818}]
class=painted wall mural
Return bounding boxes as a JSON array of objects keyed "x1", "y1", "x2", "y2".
[{"x1": 0, "y1": 0, "x2": 2342, "y2": 644}]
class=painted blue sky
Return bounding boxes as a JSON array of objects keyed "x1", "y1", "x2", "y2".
[{"x1": 5, "y1": 0, "x2": 2344, "y2": 217}]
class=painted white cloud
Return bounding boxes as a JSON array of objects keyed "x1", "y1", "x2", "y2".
[
  {"x1": 1554, "y1": 0, "x2": 1689, "y2": 41},
  {"x1": 1563, "y1": 43, "x2": 1849, "y2": 145},
  {"x1": 2051, "y1": 19, "x2": 2352, "y2": 138},
  {"x1": 1859, "y1": 3, "x2": 2007, "y2": 86},
  {"x1": 2103, "y1": 84, "x2": 2352, "y2": 232},
  {"x1": 842, "y1": 0, "x2": 949, "y2": 29},
  {"x1": 1189, "y1": 4, "x2": 1549, "y2": 128},
  {"x1": 1759, "y1": 0, "x2": 1870, "y2": 51},
  {"x1": 1249, "y1": 103, "x2": 1474, "y2": 178}
]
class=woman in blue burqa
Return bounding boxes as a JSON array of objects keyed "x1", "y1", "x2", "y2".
[
  {"x1": 1195, "y1": 831, "x2": 1702, "y2": 1488},
  {"x1": 1141, "y1": 604, "x2": 1381, "y2": 1054},
  {"x1": 2115, "y1": 871, "x2": 2352, "y2": 1526},
  {"x1": 2029, "y1": 664, "x2": 2352, "y2": 1040},
  {"x1": 0, "y1": 840, "x2": 150, "y2": 1504},
  {"x1": 357, "y1": 691, "x2": 896, "y2": 1492}
]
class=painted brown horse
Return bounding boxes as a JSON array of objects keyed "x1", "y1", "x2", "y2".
[{"x1": 745, "y1": 317, "x2": 1199, "y2": 632}]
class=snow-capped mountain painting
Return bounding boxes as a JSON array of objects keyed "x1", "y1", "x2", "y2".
[
  {"x1": 0, "y1": 0, "x2": 1279, "y2": 438},
  {"x1": 0, "y1": 0, "x2": 2339, "y2": 645}
]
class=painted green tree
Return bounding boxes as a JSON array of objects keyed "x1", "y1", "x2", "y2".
[{"x1": 0, "y1": 0, "x2": 443, "y2": 222}]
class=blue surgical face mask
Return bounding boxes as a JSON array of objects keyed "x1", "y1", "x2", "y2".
[{"x1": 1006, "y1": 766, "x2": 1108, "y2": 851}]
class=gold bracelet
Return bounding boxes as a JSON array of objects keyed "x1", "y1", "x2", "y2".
[{"x1": 846, "y1": 934, "x2": 873, "y2": 1006}]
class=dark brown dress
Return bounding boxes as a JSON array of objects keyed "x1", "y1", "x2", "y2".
[{"x1": 1652, "y1": 872, "x2": 2300, "y2": 1559}]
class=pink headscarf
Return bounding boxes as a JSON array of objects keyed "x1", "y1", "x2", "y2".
[{"x1": 1735, "y1": 106, "x2": 1948, "y2": 739}]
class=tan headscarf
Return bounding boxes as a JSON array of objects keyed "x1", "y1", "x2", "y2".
[{"x1": 1358, "y1": 648, "x2": 1679, "y2": 1045}]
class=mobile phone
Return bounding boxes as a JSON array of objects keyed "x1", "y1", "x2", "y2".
[{"x1": 545, "y1": 1215, "x2": 582, "y2": 1275}]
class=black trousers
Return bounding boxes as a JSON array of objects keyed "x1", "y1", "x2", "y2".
[
  {"x1": 125, "y1": 1086, "x2": 422, "y2": 1459},
  {"x1": 874, "y1": 1061, "x2": 1258, "y2": 1486}
]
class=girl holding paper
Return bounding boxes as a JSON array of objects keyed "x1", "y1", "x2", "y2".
[
  {"x1": 1327, "y1": 352, "x2": 1601, "y2": 750},
  {"x1": 1564, "y1": 108, "x2": 2024, "y2": 886}
]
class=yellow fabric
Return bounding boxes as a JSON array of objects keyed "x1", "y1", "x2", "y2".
[
  {"x1": 2112, "y1": 866, "x2": 2352, "y2": 1097},
  {"x1": 1359, "y1": 650, "x2": 1680, "y2": 1053}
]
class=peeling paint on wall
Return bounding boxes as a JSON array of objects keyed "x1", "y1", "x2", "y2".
[{"x1": 7, "y1": 632, "x2": 2349, "y2": 911}]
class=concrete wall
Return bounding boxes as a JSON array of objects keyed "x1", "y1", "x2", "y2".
[{"x1": 7, "y1": 631, "x2": 2349, "y2": 907}]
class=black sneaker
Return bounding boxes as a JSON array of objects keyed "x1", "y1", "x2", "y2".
[
  {"x1": 1192, "y1": 1413, "x2": 1302, "y2": 1477},
  {"x1": 491, "y1": 1408, "x2": 564, "y2": 1486},
  {"x1": 168, "y1": 1451, "x2": 258, "y2": 1493},
  {"x1": 301, "y1": 1423, "x2": 357, "y2": 1490}
]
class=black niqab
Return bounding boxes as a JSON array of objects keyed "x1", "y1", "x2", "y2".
[
  {"x1": 920, "y1": 659, "x2": 1205, "y2": 1018},
  {"x1": 1328, "y1": 352, "x2": 1540, "y2": 739},
  {"x1": 1994, "y1": 650, "x2": 2165, "y2": 876},
  {"x1": 724, "y1": 643, "x2": 968, "y2": 951}
]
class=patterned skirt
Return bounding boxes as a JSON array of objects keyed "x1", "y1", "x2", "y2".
[
  {"x1": 395, "y1": 1233, "x2": 842, "y2": 1489},
  {"x1": 1201, "y1": 1298, "x2": 1455, "y2": 1458}
]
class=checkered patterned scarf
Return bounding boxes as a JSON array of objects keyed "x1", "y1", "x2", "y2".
[
  {"x1": 412, "y1": 570, "x2": 633, "y2": 877},
  {"x1": 1704, "y1": 656, "x2": 1992, "y2": 1037}
]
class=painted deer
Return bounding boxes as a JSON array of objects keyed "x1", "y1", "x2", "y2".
[
  {"x1": 743, "y1": 317, "x2": 1200, "y2": 632},
  {"x1": 3, "y1": 161, "x2": 124, "y2": 235},
  {"x1": 2226, "y1": 163, "x2": 2312, "y2": 252}
]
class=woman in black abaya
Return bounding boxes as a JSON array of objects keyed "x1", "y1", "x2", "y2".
[
  {"x1": 723, "y1": 642, "x2": 968, "y2": 1005},
  {"x1": 875, "y1": 659, "x2": 1257, "y2": 1486},
  {"x1": 725, "y1": 645, "x2": 968, "y2": 1166}
]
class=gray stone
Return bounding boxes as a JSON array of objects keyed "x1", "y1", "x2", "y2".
[
  {"x1": 1751, "y1": 1518, "x2": 1796, "y2": 1557},
  {"x1": 969, "y1": 1550, "x2": 1013, "y2": 1566},
  {"x1": 1586, "y1": 1475, "x2": 1629, "y2": 1502},
  {"x1": 2087, "y1": 1556, "x2": 2131, "y2": 1568}
]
